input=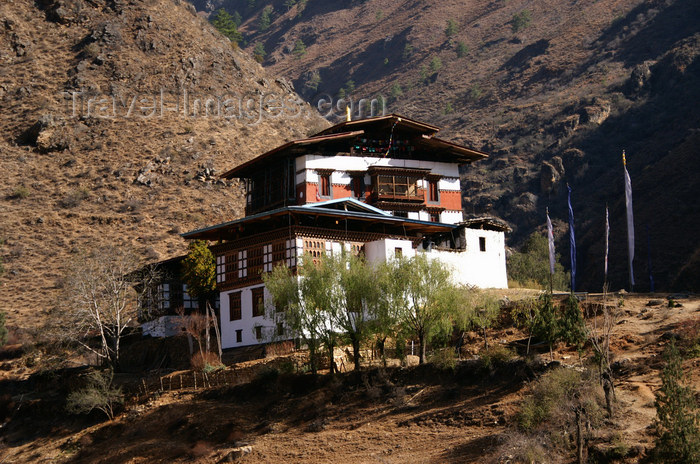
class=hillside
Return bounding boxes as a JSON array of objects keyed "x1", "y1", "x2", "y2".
[
  {"x1": 0, "y1": 0, "x2": 328, "y2": 328},
  {"x1": 194, "y1": 0, "x2": 700, "y2": 292},
  {"x1": 2, "y1": 293, "x2": 698, "y2": 462}
]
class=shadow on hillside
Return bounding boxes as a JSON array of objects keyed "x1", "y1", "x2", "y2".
[
  {"x1": 578, "y1": 0, "x2": 700, "y2": 73},
  {"x1": 438, "y1": 433, "x2": 502, "y2": 463}
]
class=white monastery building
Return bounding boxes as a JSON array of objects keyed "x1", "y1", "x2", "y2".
[{"x1": 162, "y1": 115, "x2": 508, "y2": 348}]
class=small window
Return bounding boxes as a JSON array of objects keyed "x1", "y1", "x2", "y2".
[
  {"x1": 182, "y1": 284, "x2": 199, "y2": 310},
  {"x1": 428, "y1": 180, "x2": 440, "y2": 203},
  {"x1": 277, "y1": 322, "x2": 284, "y2": 337},
  {"x1": 252, "y1": 287, "x2": 265, "y2": 317},
  {"x1": 255, "y1": 326, "x2": 263, "y2": 340},
  {"x1": 319, "y1": 173, "x2": 331, "y2": 198},
  {"x1": 352, "y1": 176, "x2": 365, "y2": 199},
  {"x1": 394, "y1": 247, "x2": 403, "y2": 257},
  {"x1": 393, "y1": 210, "x2": 409, "y2": 218},
  {"x1": 430, "y1": 212, "x2": 440, "y2": 223},
  {"x1": 229, "y1": 292, "x2": 242, "y2": 321},
  {"x1": 479, "y1": 237, "x2": 486, "y2": 252},
  {"x1": 235, "y1": 329, "x2": 242, "y2": 343},
  {"x1": 158, "y1": 283, "x2": 170, "y2": 310}
]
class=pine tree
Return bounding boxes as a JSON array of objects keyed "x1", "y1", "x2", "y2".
[
  {"x1": 253, "y1": 42, "x2": 266, "y2": 62},
  {"x1": 211, "y1": 9, "x2": 242, "y2": 45},
  {"x1": 259, "y1": 6, "x2": 273, "y2": 32},
  {"x1": 559, "y1": 294, "x2": 587, "y2": 354},
  {"x1": 652, "y1": 341, "x2": 700, "y2": 463}
]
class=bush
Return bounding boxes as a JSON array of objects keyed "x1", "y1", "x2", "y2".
[
  {"x1": 456, "y1": 41, "x2": 469, "y2": 58},
  {"x1": 428, "y1": 348, "x2": 457, "y2": 371},
  {"x1": 517, "y1": 367, "x2": 582, "y2": 432},
  {"x1": 66, "y1": 369, "x2": 123, "y2": 420},
  {"x1": 511, "y1": 10, "x2": 532, "y2": 33},
  {"x1": 445, "y1": 19, "x2": 458, "y2": 37},
  {"x1": 0, "y1": 311, "x2": 7, "y2": 348},
  {"x1": 191, "y1": 351, "x2": 223, "y2": 372},
  {"x1": 479, "y1": 345, "x2": 515, "y2": 371},
  {"x1": 60, "y1": 187, "x2": 90, "y2": 208},
  {"x1": 10, "y1": 185, "x2": 30, "y2": 200}
]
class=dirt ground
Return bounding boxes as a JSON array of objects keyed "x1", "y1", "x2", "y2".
[{"x1": 0, "y1": 293, "x2": 698, "y2": 463}]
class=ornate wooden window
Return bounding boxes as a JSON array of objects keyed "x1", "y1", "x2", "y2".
[
  {"x1": 351, "y1": 175, "x2": 365, "y2": 199},
  {"x1": 252, "y1": 287, "x2": 265, "y2": 317},
  {"x1": 229, "y1": 292, "x2": 242, "y2": 321}
]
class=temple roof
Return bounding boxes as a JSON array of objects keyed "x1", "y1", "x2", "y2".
[{"x1": 221, "y1": 114, "x2": 487, "y2": 179}]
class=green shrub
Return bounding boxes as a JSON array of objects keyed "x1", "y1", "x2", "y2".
[
  {"x1": 428, "y1": 348, "x2": 456, "y2": 371},
  {"x1": 456, "y1": 41, "x2": 469, "y2": 58},
  {"x1": 517, "y1": 367, "x2": 582, "y2": 432},
  {"x1": 10, "y1": 185, "x2": 30, "y2": 199},
  {"x1": 445, "y1": 19, "x2": 458, "y2": 37},
  {"x1": 293, "y1": 39, "x2": 306, "y2": 58},
  {"x1": 259, "y1": 5, "x2": 273, "y2": 32},
  {"x1": 511, "y1": 10, "x2": 532, "y2": 33},
  {"x1": 479, "y1": 345, "x2": 516, "y2": 371},
  {"x1": 60, "y1": 187, "x2": 90, "y2": 208}
]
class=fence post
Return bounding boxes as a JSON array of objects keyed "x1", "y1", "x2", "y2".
[
  {"x1": 194, "y1": 371, "x2": 197, "y2": 390},
  {"x1": 160, "y1": 376, "x2": 164, "y2": 392}
]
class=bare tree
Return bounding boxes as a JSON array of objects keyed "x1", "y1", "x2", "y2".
[
  {"x1": 60, "y1": 246, "x2": 157, "y2": 370},
  {"x1": 586, "y1": 285, "x2": 618, "y2": 415}
]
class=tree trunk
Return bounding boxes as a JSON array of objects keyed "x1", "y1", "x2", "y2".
[
  {"x1": 603, "y1": 369, "x2": 615, "y2": 416},
  {"x1": 526, "y1": 332, "x2": 532, "y2": 355},
  {"x1": 205, "y1": 305, "x2": 211, "y2": 353},
  {"x1": 483, "y1": 325, "x2": 488, "y2": 350},
  {"x1": 208, "y1": 302, "x2": 223, "y2": 361},
  {"x1": 351, "y1": 335, "x2": 361, "y2": 371},
  {"x1": 377, "y1": 337, "x2": 387, "y2": 367},
  {"x1": 419, "y1": 332, "x2": 426, "y2": 364},
  {"x1": 328, "y1": 344, "x2": 337, "y2": 374}
]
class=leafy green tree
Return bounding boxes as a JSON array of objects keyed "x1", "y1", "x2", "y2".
[
  {"x1": 445, "y1": 18, "x2": 458, "y2": 37},
  {"x1": 259, "y1": 5, "x2": 274, "y2": 31},
  {"x1": 507, "y1": 232, "x2": 570, "y2": 290},
  {"x1": 511, "y1": 10, "x2": 532, "y2": 33},
  {"x1": 456, "y1": 41, "x2": 469, "y2": 57},
  {"x1": 66, "y1": 369, "x2": 123, "y2": 421},
  {"x1": 284, "y1": 0, "x2": 297, "y2": 11},
  {"x1": 337, "y1": 87, "x2": 346, "y2": 100},
  {"x1": 372, "y1": 261, "x2": 405, "y2": 364},
  {"x1": 333, "y1": 252, "x2": 382, "y2": 370},
  {"x1": 211, "y1": 9, "x2": 242, "y2": 45},
  {"x1": 533, "y1": 292, "x2": 559, "y2": 361},
  {"x1": 559, "y1": 294, "x2": 587, "y2": 355},
  {"x1": 393, "y1": 254, "x2": 462, "y2": 364},
  {"x1": 293, "y1": 38, "x2": 306, "y2": 58},
  {"x1": 652, "y1": 341, "x2": 700, "y2": 463},
  {"x1": 263, "y1": 256, "x2": 329, "y2": 374},
  {"x1": 253, "y1": 42, "x2": 267, "y2": 62},
  {"x1": 182, "y1": 240, "x2": 221, "y2": 360}
]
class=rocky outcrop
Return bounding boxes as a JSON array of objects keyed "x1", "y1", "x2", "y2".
[{"x1": 18, "y1": 115, "x2": 72, "y2": 152}]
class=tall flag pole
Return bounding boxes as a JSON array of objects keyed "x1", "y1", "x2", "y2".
[
  {"x1": 604, "y1": 205, "x2": 610, "y2": 287},
  {"x1": 623, "y1": 151, "x2": 635, "y2": 291},
  {"x1": 546, "y1": 207, "x2": 555, "y2": 293},
  {"x1": 567, "y1": 184, "x2": 576, "y2": 292}
]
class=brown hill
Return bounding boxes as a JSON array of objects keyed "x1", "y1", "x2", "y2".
[
  {"x1": 0, "y1": 0, "x2": 328, "y2": 328},
  {"x1": 199, "y1": 0, "x2": 700, "y2": 292}
]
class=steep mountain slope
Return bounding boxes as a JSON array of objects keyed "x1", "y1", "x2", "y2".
[
  {"x1": 0, "y1": 0, "x2": 328, "y2": 328},
  {"x1": 195, "y1": 0, "x2": 700, "y2": 292}
]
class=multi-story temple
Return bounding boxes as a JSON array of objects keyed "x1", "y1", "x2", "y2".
[{"x1": 169, "y1": 114, "x2": 509, "y2": 350}]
